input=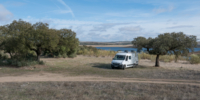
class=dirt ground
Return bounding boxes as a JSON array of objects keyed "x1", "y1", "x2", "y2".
[
  {"x1": 0, "y1": 56, "x2": 200, "y2": 99},
  {"x1": 0, "y1": 56, "x2": 199, "y2": 85},
  {"x1": 0, "y1": 72, "x2": 200, "y2": 86},
  {"x1": 0, "y1": 57, "x2": 200, "y2": 86},
  {"x1": 140, "y1": 59, "x2": 200, "y2": 71}
]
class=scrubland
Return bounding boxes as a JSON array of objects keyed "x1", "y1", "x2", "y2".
[{"x1": 0, "y1": 49, "x2": 200, "y2": 100}]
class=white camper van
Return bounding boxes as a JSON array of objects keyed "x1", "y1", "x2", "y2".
[{"x1": 111, "y1": 51, "x2": 138, "y2": 70}]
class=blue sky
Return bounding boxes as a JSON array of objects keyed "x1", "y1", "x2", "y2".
[{"x1": 0, "y1": 0, "x2": 200, "y2": 41}]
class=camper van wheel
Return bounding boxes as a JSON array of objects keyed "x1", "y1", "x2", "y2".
[
  {"x1": 111, "y1": 65, "x2": 114, "y2": 69},
  {"x1": 132, "y1": 64, "x2": 136, "y2": 68},
  {"x1": 122, "y1": 65, "x2": 125, "y2": 70}
]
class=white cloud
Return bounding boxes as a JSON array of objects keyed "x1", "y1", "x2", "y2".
[
  {"x1": 166, "y1": 25, "x2": 194, "y2": 29},
  {"x1": 57, "y1": 0, "x2": 74, "y2": 17},
  {"x1": 90, "y1": 23, "x2": 130, "y2": 32},
  {"x1": 6, "y1": 11, "x2": 200, "y2": 41},
  {"x1": 119, "y1": 26, "x2": 143, "y2": 32},
  {"x1": 52, "y1": 10, "x2": 72, "y2": 14},
  {"x1": 0, "y1": 4, "x2": 13, "y2": 22},
  {"x1": 153, "y1": 5, "x2": 174, "y2": 13}
]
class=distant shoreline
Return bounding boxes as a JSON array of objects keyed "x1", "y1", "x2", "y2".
[
  {"x1": 81, "y1": 45, "x2": 200, "y2": 54},
  {"x1": 81, "y1": 45, "x2": 135, "y2": 48}
]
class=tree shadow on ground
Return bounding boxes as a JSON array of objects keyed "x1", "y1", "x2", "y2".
[
  {"x1": 91, "y1": 63, "x2": 151, "y2": 70},
  {"x1": 0, "y1": 61, "x2": 18, "y2": 68},
  {"x1": 91, "y1": 63, "x2": 112, "y2": 69},
  {"x1": 0, "y1": 65, "x2": 20, "y2": 68},
  {"x1": 134, "y1": 65, "x2": 153, "y2": 69}
]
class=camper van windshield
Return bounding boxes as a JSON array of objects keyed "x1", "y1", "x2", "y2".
[{"x1": 113, "y1": 55, "x2": 125, "y2": 60}]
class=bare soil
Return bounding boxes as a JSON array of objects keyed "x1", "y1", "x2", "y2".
[
  {"x1": 0, "y1": 72, "x2": 200, "y2": 86},
  {"x1": 1, "y1": 56, "x2": 200, "y2": 100}
]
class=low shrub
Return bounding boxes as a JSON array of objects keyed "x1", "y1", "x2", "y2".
[
  {"x1": 38, "y1": 60, "x2": 45, "y2": 65},
  {"x1": 160, "y1": 55, "x2": 175, "y2": 62},
  {"x1": 178, "y1": 56, "x2": 187, "y2": 61},
  {"x1": 139, "y1": 52, "x2": 189, "y2": 63},
  {"x1": 139, "y1": 52, "x2": 151, "y2": 59},
  {"x1": 77, "y1": 46, "x2": 117, "y2": 57},
  {"x1": 189, "y1": 54, "x2": 200, "y2": 64},
  {"x1": 0, "y1": 59, "x2": 45, "y2": 67}
]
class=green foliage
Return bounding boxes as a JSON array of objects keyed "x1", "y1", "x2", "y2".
[
  {"x1": 0, "y1": 51, "x2": 9, "y2": 60},
  {"x1": 133, "y1": 32, "x2": 197, "y2": 67},
  {"x1": 0, "y1": 19, "x2": 79, "y2": 65},
  {"x1": 189, "y1": 54, "x2": 200, "y2": 64},
  {"x1": 1, "y1": 59, "x2": 44, "y2": 67},
  {"x1": 149, "y1": 32, "x2": 197, "y2": 55},
  {"x1": 43, "y1": 29, "x2": 79, "y2": 58},
  {"x1": 25, "y1": 23, "x2": 60, "y2": 61},
  {"x1": 0, "y1": 51, "x2": 44, "y2": 67},
  {"x1": 132, "y1": 37, "x2": 152, "y2": 52},
  {"x1": 0, "y1": 20, "x2": 32, "y2": 59}
]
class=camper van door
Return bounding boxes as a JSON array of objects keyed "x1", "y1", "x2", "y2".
[{"x1": 126, "y1": 55, "x2": 132, "y2": 67}]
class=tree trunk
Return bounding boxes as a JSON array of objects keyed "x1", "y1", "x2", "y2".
[
  {"x1": 36, "y1": 47, "x2": 42, "y2": 61},
  {"x1": 147, "y1": 48, "x2": 149, "y2": 52},
  {"x1": 37, "y1": 54, "x2": 40, "y2": 61},
  {"x1": 8, "y1": 52, "x2": 13, "y2": 59},
  {"x1": 155, "y1": 54, "x2": 160, "y2": 67},
  {"x1": 175, "y1": 55, "x2": 178, "y2": 63}
]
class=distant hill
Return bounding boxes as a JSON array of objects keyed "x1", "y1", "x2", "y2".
[{"x1": 80, "y1": 41, "x2": 132, "y2": 45}]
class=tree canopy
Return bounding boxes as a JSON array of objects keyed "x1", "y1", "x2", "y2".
[
  {"x1": 132, "y1": 37, "x2": 152, "y2": 52},
  {"x1": 132, "y1": 32, "x2": 197, "y2": 67},
  {"x1": 0, "y1": 19, "x2": 79, "y2": 61}
]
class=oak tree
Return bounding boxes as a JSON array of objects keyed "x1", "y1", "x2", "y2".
[{"x1": 132, "y1": 32, "x2": 197, "y2": 67}]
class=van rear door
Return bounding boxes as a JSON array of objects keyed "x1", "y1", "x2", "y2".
[{"x1": 126, "y1": 55, "x2": 133, "y2": 67}]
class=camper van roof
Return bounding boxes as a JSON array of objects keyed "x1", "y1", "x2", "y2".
[{"x1": 116, "y1": 52, "x2": 133, "y2": 55}]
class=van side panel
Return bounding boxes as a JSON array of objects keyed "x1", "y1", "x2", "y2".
[
  {"x1": 132, "y1": 53, "x2": 135, "y2": 64},
  {"x1": 135, "y1": 53, "x2": 138, "y2": 64}
]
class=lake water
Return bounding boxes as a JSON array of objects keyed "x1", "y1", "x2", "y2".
[{"x1": 96, "y1": 47, "x2": 200, "y2": 52}]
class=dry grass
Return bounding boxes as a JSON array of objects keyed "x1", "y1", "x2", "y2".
[
  {"x1": 138, "y1": 52, "x2": 188, "y2": 63},
  {"x1": 0, "y1": 82, "x2": 200, "y2": 100},
  {"x1": 1, "y1": 56, "x2": 200, "y2": 80},
  {"x1": 77, "y1": 47, "x2": 117, "y2": 57},
  {"x1": 0, "y1": 56, "x2": 200, "y2": 100},
  {"x1": 41, "y1": 56, "x2": 200, "y2": 80}
]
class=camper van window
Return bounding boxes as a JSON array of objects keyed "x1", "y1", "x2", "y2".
[
  {"x1": 129, "y1": 56, "x2": 131, "y2": 59},
  {"x1": 113, "y1": 55, "x2": 126, "y2": 60},
  {"x1": 126, "y1": 56, "x2": 128, "y2": 61}
]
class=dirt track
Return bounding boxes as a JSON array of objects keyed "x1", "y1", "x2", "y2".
[{"x1": 0, "y1": 72, "x2": 200, "y2": 86}]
